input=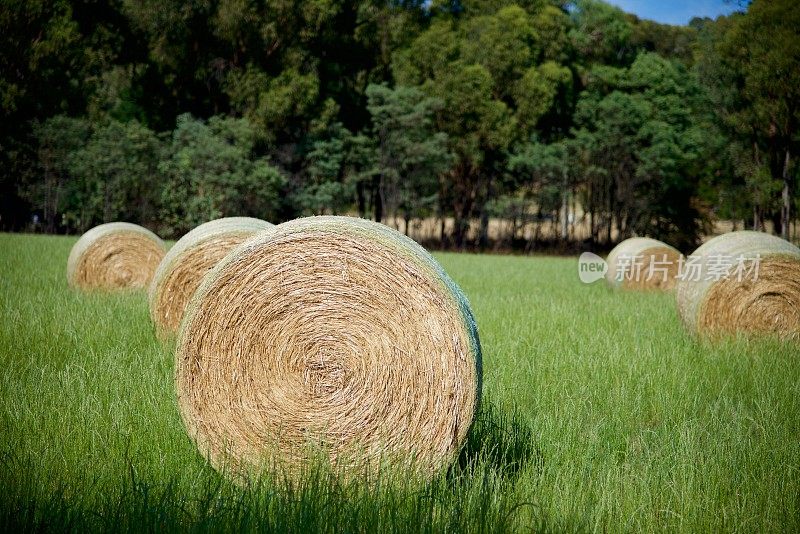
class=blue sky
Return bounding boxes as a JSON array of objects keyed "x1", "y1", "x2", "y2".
[{"x1": 605, "y1": 0, "x2": 746, "y2": 25}]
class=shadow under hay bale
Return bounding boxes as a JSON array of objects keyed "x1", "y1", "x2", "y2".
[{"x1": 455, "y1": 400, "x2": 541, "y2": 481}]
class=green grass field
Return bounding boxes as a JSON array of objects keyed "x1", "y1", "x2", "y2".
[{"x1": 2, "y1": 232, "x2": 799, "y2": 532}]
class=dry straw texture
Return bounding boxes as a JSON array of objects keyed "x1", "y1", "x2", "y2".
[
  {"x1": 67, "y1": 222, "x2": 166, "y2": 291},
  {"x1": 605, "y1": 237, "x2": 682, "y2": 291},
  {"x1": 149, "y1": 217, "x2": 274, "y2": 337},
  {"x1": 676, "y1": 231, "x2": 800, "y2": 340},
  {"x1": 176, "y1": 216, "x2": 482, "y2": 480}
]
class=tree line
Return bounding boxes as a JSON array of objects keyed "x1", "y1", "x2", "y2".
[{"x1": 1, "y1": 0, "x2": 797, "y2": 251}]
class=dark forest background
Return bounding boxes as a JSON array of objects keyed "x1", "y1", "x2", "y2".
[{"x1": 1, "y1": 0, "x2": 797, "y2": 251}]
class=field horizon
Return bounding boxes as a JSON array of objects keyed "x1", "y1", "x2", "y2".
[{"x1": 2, "y1": 232, "x2": 799, "y2": 532}]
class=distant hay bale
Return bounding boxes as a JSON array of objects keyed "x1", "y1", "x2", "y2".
[
  {"x1": 175, "y1": 216, "x2": 482, "y2": 480},
  {"x1": 148, "y1": 217, "x2": 274, "y2": 337},
  {"x1": 676, "y1": 231, "x2": 800, "y2": 340},
  {"x1": 67, "y1": 222, "x2": 166, "y2": 291},
  {"x1": 605, "y1": 237, "x2": 682, "y2": 291}
]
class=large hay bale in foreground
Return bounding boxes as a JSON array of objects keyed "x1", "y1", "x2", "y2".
[
  {"x1": 67, "y1": 222, "x2": 166, "y2": 291},
  {"x1": 605, "y1": 237, "x2": 682, "y2": 291},
  {"x1": 176, "y1": 216, "x2": 482, "y2": 479},
  {"x1": 149, "y1": 217, "x2": 274, "y2": 337},
  {"x1": 676, "y1": 231, "x2": 800, "y2": 340}
]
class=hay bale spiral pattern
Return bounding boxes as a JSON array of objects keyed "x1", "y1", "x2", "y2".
[
  {"x1": 676, "y1": 231, "x2": 800, "y2": 340},
  {"x1": 605, "y1": 237, "x2": 682, "y2": 291},
  {"x1": 176, "y1": 216, "x2": 482, "y2": 479},
  {"x1": 149, "y1": 217, "x2": 274, "y2": 337},
  {"x1": 67, "y1": 222, "x2": 166, "y2": 291}
]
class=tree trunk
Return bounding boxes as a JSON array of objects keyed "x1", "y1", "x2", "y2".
[
  {"x1": 510, "y1": 213, "x2": 517, "y2": 243},
  {"x1": 372, "y1": 174, "x2": 383, "y2": 222},
  {"x1": 782, "y1": 149, "x2": 791, "y2": 240},
  {"x1": 607, "y1": 183, "x2": 614, "y2": 244},
  {"x1": 453, "y1": 211, "x2": 469, "y2": 250},
  {"x1": 453, "y1": 195, "x2": 473, "y2": 251},
  {"x1": 451, "y1": 166, "x2": 475, "y2": 250},
  {"x1": 478, "y1": 176, "x2": 493, "y2": 251},
  {"x1": 356, "y1": 181, "x2": 366, "y2": 218},
  {"x1": 41, "y1": 152, "x2": 56, "y2": 233},
  {"x1": 770, "y1": 210, "x2": 782, "y2": 237},
  {"x1": 560, "y1": 177, "x2": 568, "y2": 241},
  {"x1": 104, "y1": 183, "x2": 112, "y2": 223},
  {"x1": 478, "y1": 211, "x2": 489, "y2": 250},
  {"x1": 589, "y1": 181, "x2": 595, "y2": 245},
  {"x1": 44, "y1": 175, "x2": 54, "y2": 233},
  {"x1": 570, "y1": 186, "x2": 576, "y2": 241}
]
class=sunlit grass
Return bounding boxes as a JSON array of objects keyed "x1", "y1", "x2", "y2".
[{"x1": 1, "y1": 233, "x2": 799, "y2": 532}]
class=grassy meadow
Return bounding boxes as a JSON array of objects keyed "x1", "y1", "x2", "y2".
[{"x1": 1, "y1": 232, "x2": 799, "y2": 532}]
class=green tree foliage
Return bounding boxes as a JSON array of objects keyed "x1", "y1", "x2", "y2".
[
  {"x1": 68, "y1": 119, "x2": 162, "y2": 231},
  {"x1": 568, "y1": 0, "x2": 633, "y2": 66},
  {"x1": 227, "y1": 66, "x2": 320, "y2": 144},
  {"x1": 159, "y1": 114, "x2": 285, "y2": 236},
  {"x1": 695, "y1": 0, "x2": 799, "y2": 237},
  {"x1": 25, "y1": 116, "x2": 90, "y2": 233},
  {"x1": 394, "y1": 2, "x2": 569, "y2": 246},
  {"x1": 22, "y1": 117, "x2": 161, "y2": 232},
  {"x1": 1, "y1": 0, "x2": 85, "y2": 229},
  {"x1": 366, "y1": 84, "x2": 452, "y2": 232},
  {"x1": 4, "y1": 0, "x2": 797, "y2": 250},
  {"x1": 19, "y1": 114, "x2": 286, "y2": 237},
  {"x1": 509, "y1": 138, "x2": 576, "y2": 240},
  {"x1": 572, "y1": 52, "x2": 707, "y2": 248},
  {"x1": 297, "y1": 101, "x2": 359, "y2": 216},
  {"x1": 0, "y1": 0, "x2": 83, "y2": 122}
]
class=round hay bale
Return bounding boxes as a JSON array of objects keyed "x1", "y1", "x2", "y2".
[
  {"x1": 676, "y1": 231, "x2": 800, "y2": 340},
  {"x1": 67, "y1": 222, "x2": 166, "y2": 291},
  {"x1": 176, "y1": 216, "x2": 482, "y2": 480},
  {"x1": 149, "y1": 217, "x2": 274, "y2": 337},
  {"x1": 605, "y1": 237, "x2": 682, "y2": 291}
]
